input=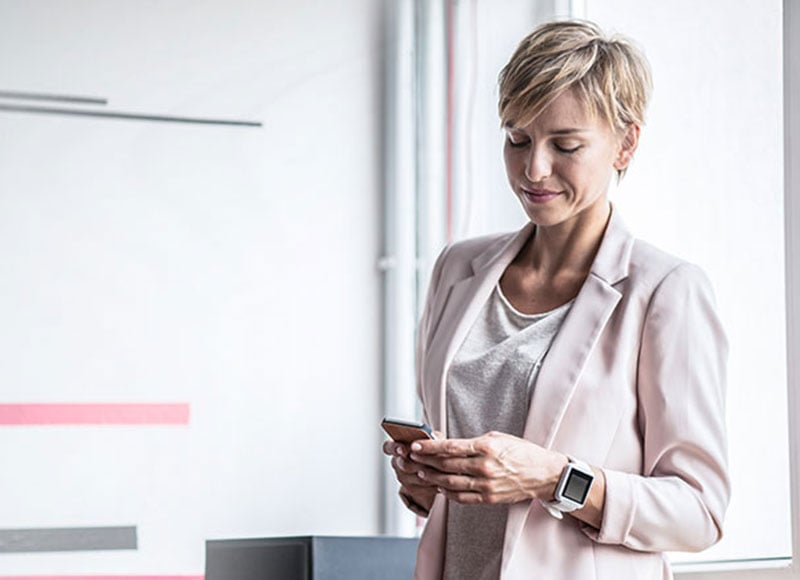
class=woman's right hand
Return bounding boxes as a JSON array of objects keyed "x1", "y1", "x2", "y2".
[{"x1": 383, "y1": 440, "x2": 439, "y2": 517}]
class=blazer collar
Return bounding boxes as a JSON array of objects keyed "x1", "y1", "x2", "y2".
[
  {"x1": 467, "y1": 204, "x2": 634, "y2": 284},
  {"x1": 589, "y1": 206, "x2": 634, "y2": 285},
  {"x1": 469, "y1": 221, "x2": 535, "y2": 275}
]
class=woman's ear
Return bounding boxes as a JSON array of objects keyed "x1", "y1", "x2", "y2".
[{"x1": 614, "y1": 124, "x2": 641, "y2": 171}]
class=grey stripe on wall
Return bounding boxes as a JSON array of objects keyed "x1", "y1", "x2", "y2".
[
  {"x1": 0, "y1": 104, "x2": 262, "y2": 127},
  {"x1": 0, "y1": 526, "x2": 137, "y2": 553},
  {"x1": 0, "y1": 90, "x2": 108, "y2": 106}
]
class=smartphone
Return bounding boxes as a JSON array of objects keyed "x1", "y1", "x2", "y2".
[{"x1": 381, "y1": 417, "x2": 436, "y2": 444}]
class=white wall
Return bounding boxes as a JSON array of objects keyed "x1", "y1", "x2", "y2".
[{"x1": 0, "y1": 0, "x2": 383, "y2": 574}]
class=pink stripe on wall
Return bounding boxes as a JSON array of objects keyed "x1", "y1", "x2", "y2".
[
  {"x1": 0, "y1": 404, "x2": 190, "y2": 425},
  {"x1": 0, "y1": 577, "x2": 203, "y2": 580}
]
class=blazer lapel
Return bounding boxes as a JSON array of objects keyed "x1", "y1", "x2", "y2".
[
  {"x1": 425, "y1": 223, "x2": 535, "y2": 432},
  {"x1": 502, "y1": 207, "x2": 635, "y2": 572},
  {"x1": 523, "y1": 207, "x2": 634, "y2": 447},
  {"x1": 521, "y1": 274, "x2": 622, "y2": 447}
]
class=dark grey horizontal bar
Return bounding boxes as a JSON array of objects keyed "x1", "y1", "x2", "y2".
[
  {"x1": 0, "y1": 90, "x2": 108, "y2": 106},
  {"x1": 0, "y1": 104, "x2": 262, "y2": 128},
  {"x1": 0, "y1": 526, "x2": 137, "y2": 553}
]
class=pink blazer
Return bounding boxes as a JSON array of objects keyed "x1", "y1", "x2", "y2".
[{"x1": 413, "y1": 209, "x2": 730, "y2": 580}]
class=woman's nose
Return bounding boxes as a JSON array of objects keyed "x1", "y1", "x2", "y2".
[{"x1": 525, "y1": 148, "x2": 552, "y2": 183}]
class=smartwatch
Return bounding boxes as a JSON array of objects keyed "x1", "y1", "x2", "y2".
[{"x1": 542, "y1": 455, "x2": 595, "y2": 520}]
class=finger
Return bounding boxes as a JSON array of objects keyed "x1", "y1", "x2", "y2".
[
  {"x1": 382, "y1": 441, "x2": 408, "y2": 456},
  {"x1": 397, "y1": 471, "x2": 428, "y2": 488},
  {"x1": 399, "y1": 460, "x2": 452, "y2": 488},
  {"x1": 410, "y1": 453, "x2": 494, "y2": 477},
  {"x1": 392, "y1": 456, "x2": 424, "y2": 474},
  {"x1": 392, "y1": 458, "x2": 434, "y2": 487},
  {"x1": 401, "y1": 481, "x2": 435, "y2": 494},
  {"x1": 410, "y1": 437, "x2": 481, "y2": 457},
  {"x1": 406, "y1": 452, "x2": 442, "y2": 469},
  {"x1": 417, "y1": 470, "x2": 485, "y2": 494}
]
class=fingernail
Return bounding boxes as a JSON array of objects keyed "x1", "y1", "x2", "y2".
[
  {"x1": 411, "y1": 442, "x2": 422, "y2": 451},
  {"x1": 418, "y1": 471, "x2": 426, "y2": 479}
]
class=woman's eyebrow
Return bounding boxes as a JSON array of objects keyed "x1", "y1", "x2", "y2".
[
  {"x1": 548, "y1": 127, "x2": 588, "y2": 135},
  {"x1": 502, "y1": 124, "x2": 588, "y2": 135}
]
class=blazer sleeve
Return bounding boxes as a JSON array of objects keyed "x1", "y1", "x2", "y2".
[
  {"x1": 582, "y1": 262, "x2": 731, "y2": 552},
  {"x1": 416, "y1": 244, "x2": 451, "y2": 427}
]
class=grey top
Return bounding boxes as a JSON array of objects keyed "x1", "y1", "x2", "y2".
[{"x1": 442, "y1": 284, "x2": 571, "y2": 580}]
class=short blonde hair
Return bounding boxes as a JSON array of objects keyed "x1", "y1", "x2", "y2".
[{"x1": 498, "y1": 20, "x2": 652, "y2": 131}]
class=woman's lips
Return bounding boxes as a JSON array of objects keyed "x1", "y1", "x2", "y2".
[{"x1": 522, "y1": 187, "x2": 560, "y2": 203}]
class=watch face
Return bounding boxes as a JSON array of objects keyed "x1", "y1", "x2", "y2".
[{"x1": 563, "y1": 469, "x2": 593, "y2": 504}]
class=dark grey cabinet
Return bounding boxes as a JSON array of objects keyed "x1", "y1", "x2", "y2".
[{"x1": 206, "y1": 535, "x2": 418, "y2": 580}]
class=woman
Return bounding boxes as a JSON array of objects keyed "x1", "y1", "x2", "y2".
[{"x1": 383, "y1": 19, "x2": 729, "y2": 580}]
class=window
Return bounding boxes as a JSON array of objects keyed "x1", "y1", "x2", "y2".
[{"x1": 382, "y1": 1, "x2": 800, "y2": 576}]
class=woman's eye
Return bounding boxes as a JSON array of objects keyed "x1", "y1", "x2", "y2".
[
  {"x1": 507, "y1": 137, "x2": 529, "y2": 148},
  {"x1": 554, "y1": 143, "x2": 581, "y2": 154}
]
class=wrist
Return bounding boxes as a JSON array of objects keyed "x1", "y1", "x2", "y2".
[{"x1": 540, "y1": 452, "x2": 569, "y2": 500}]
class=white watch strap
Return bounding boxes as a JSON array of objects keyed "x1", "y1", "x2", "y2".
[
  {"x1": 542, "y1": 502, "x2": 566, "y2": 520},
  {"x1": 566, "y1": 456, "x2": 592, "y2": 476}
]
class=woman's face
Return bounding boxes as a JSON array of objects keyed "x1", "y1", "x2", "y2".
[{"x1": 503, "y1": 88, "x2": 637, "y2": 230}]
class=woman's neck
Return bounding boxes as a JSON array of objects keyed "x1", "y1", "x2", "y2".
[{"x1": 524, "y1": 201, "x2": 611, "y2": 280}]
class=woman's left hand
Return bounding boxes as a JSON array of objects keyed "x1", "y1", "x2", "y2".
[{"x1": 409, "y1": 431, "x2": 568, "y2": 505}]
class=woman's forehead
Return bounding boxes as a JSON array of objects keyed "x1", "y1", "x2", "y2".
[{"x1": 504, "y1": 90, "x2": 603, "y2": 132}]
